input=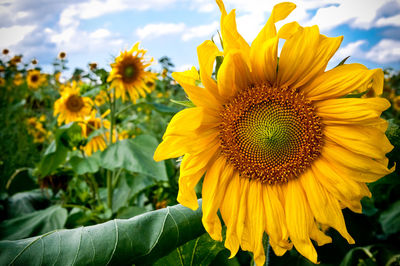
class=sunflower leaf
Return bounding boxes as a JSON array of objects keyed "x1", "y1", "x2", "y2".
[
  {"x1": 0, "y1": 201, "x2": 205, "y2": 265},
  {"x1": 100, "y1": 135, "x2": 167, "y2": 180},
  {"x1": 170, "y1": 99, "x2": 195, "y2": 108}
]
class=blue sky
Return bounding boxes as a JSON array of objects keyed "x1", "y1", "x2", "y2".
[{"x1": 1, "y1": 0, "x2": 400, "y2": 76}]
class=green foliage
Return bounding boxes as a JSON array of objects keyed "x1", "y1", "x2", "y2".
[
  {"x1": 0, "y1": 201, "x2": 205, "y2": 265},
  {"x1": 0, "y1": 205, "x2": 67, "y2": 240}
]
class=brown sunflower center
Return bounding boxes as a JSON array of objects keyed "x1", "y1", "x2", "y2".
[
  {"x1": 66, "y1": 94, "x2": 84, "y2": 112},
  {"x1": 219, "y1": 84, "x2": 323, "y2": 184},
  {"x1": 30, "y1": 74, "x2": 39, "y2": 83},
  {"x1": 120, "y1": 58, "x2": 140, "y2": 83}
]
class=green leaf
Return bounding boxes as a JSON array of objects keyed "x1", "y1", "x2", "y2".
[
  {"x1": 37, "y1": 123, "x2": 82, "y2": 177},
  {"x1": 152, "y1": 103, "x2": 181, "y2": 114},
  {"x1": 5, "y1": 190, "x2": 50, "y2": 219},
  {"x1": 379, "y1": 200, "x2": 400, "y2": 235},
  {"x1": 0, "y1": 205, "x2": 67, "y2": 241},
  {"x1": 69, "y1": 152, "x2": 101, "y2": 175},
  {"x1": 170, "y1": 99, "x2": 195, "y2": 108},
  {"x1": 0, "y1": 201, "x2": 205, "y2": 265},
  {"x1": 335, "y1": 56, "x2": 350, "y2": 68},
  {"x1": 101, "y1": 135, "x2": 167, "y2": 181},
  {"x1": 154, "y1": 232, "x2": 226, "y2": 266}
]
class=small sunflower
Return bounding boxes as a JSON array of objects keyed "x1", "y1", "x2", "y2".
[
  {"x1": 81, "y1": 111, "x2": 110, "y2": 156},
  {"x1": 94, "y1": 90, "x2": 108, "y2": 106},
  {"x1": 154, "y1": 1, "x2": 394, "y2": 265},
  {"x1": 0, "y1": 66, "x2": 5, "y2": 72},
  {"x1": 2, "y1": 49, "x2": 9, "y2": 55},
  {"x1": 0, "y1": 77, "x2": 5, "y2": 87},
  {"x1": 31, "y1": 58, "x2": 38, "y2": 65},
  {"x1": 107, "y1": 42, "x2": 157, "y2": 102},
  {"x1": 13, "y1": 73, "x2": 23, "y2": 86},
  {"x1": 58, "y1": 52, "x2": 66, "y2": 60},
  {"x1": 9, "y1": 55, "x2": 21, "y2": 66},
  {"x1": 53, "y1": 81, "x2": 93, "y2": 125},
  {"x1": 27, "y1": 69, "x2": 46, "y2": 89},
  {"x1": 89, "y1": 62, "x2": 97, "y2": 70}
]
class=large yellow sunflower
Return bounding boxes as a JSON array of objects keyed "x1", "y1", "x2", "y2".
[
  {"x1": 154, "y1": 1, "x2": 394, "y2": 265},
  {"x1": 53, "y1": 81, "x2": 93, "y2": 125},
  {"x1": 107, "y1": 42, "x2": 157, "y2": 102},
  {"x1": 27, "y1": 69, "x2": 46, "y2": 89}
]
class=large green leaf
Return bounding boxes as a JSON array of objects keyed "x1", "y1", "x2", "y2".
[
  {"x1": 101, "y1": 135, "x2": 167, "y2": 180},
  {"x1": 0, "y1": 201, "x2": 205, "y2": 265},
  {"x1": 154, "y1": 232, "x2": 226, "y2": 266},
  {"x1": 5, "y1": 190, "x2": 50, "y2": 219},
  {"x1": 0, "y1": 205, "x2": 67, "y2": 240},
  {"x1": 379, "y1": 200, "x2": 400, "y2": 235},
  {"x1": 69, "y1": 152, "x2": 101, "y2": 175}
]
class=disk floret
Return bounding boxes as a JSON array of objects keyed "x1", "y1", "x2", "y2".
[{"x1": 219, "y1": 84, "x2": 323, "y2": 184}]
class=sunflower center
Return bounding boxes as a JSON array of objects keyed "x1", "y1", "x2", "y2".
[
  {"x1": 31, "y1": 74, "x2": 39, "y2": 83},
  {"x1": 219, "y1": 84, "x2": 323, "y2": 184},
  {"x1": 66, "y1": 95, "x2": 84, "y2": 113}
]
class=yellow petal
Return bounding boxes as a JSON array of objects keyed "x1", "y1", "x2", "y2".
[
  {"x1": 310, "y1": 223, "x2": 332, "y2": 246},
  {"x1": 300, "y1": 169, "x2": 354, "y2": 244},
  {"x1": 163, "y1": 107, "x2": 204, "y2": 138},
  {"x1": 321, "y1": 142, "x2": 394, "y2": 183},
  {"x1": 202, "y1": 156, "x2": 234, "y2": 241},
  {"x1": 177, "y1": 144, "x2": 219, "y2": 210},
  {"x1": 277, "y1": 21, "x2": 301, "y2": 39},
  {"x1": 153, "y1": 136, "x2": 189, "y2": 161},
  {"x1": 305, "y1": 64, "x2": 384, "y2": 101},
  {"x1": 315, "y1": 97, "x2": 390, "y2": 125},
  {"x1": 220, "y1": 172, "x2": 241, "y2": 258},
  {"x1": 325, "y1": 125, "x2": 393, "y2": 159},
  {"x1": 250, "y1": 2, "x2": 296, "y2": 84},
  {"x1": 284, "y1": 180, "x2": 318, "y2": 263},
  {"x1": 172, "y1": 68, "x2": 220, "y2": 108},
  {"x1": 277, "y1": 26, "x2": 319, "y2": 88},
  {"x1": 197, "y1": 40, "x2": 222, "y2": 96},
  {"x1": 217, "y1": 50, "x2": 251, "y2": 98},
  {"x1": 219, "y1": 9, "x2": 250, "y2": 56}
]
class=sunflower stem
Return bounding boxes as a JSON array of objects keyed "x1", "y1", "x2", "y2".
[
  {"x1": 107, "y1": 88, "x2": 116, "y2": 209},
  {"x1": 264, "y1": 234, "x2": 270, "y2": 266}
]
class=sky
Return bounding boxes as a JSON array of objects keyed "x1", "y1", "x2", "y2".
[{"x1": 1, "y1": 0, "x2": 400, "y2": 76}]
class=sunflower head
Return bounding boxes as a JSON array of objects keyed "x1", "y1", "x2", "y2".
[
  {"x1": 89, "y1": 62, "x2": 97, "y2": 70},
  {"x1": 0, "y1": 66, "x2": 4, "y2": 72},
  {"x1": 154, "y1": 1, "x2": 394, "y2": 265},
  {"x1": 9, "y1": 55, "x2": 21, "y2": 66},
  {"x1": 2, "y1": 49, "x2": 9, "y2": 55},
  {"x1": 0, "y1": 77, "x2": 5, "y2": 87},
  {"x1": 31, "y1": 58, "x2": 38, "y2": 65},
  {"x1": 13, "y1": 73, "x2": 24, "y2": 86},
  {"x1": 107, "y1": 42, "x2": 156, "y2": 102},
  {"x1": 393, "y1": 95, "x2": 400, "y2": 111},
  {"x1": 53, "y1": 81, "x2": 93, "y2": 125},
  {"x1": 81, "y1": 111, "x2": 111, "y2": 156},
  {"x1": 58, "y1": 51, "x2": 66, "y2": 60},
  {"x1": 27, "y1": 69, "x2": 46, "y2": 89}
]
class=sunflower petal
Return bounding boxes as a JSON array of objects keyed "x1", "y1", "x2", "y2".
[
  {"x1": 197, "y1": 40, "x2": 222, "y2": 95},
  {"x1": 305, "y1": 64, "x2": 384, "y2": 101}
]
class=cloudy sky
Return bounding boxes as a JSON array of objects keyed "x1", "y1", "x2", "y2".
[{"x1": 1, "y1": 0, "x2": 400, "y2": 75}]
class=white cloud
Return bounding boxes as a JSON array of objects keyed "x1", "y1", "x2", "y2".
[
  {"x1": 182, "y1": 21, "x2": 219, "y2": 41},
  {"x1": 176, "y1": 64, "x2": 194, "y2": 72},
  {"x1": 335, "y1": 39, "x2": 400, "y2": 64},
  {"x1": 365, "y1": 39, "x2": 400, "y2": 63},
  {"x1": 0, "y1": 25, "x2": 36, "y2": 48},
  {"x1": 376, "y1": 14, "x2": 400, "y2": 27},
  {"x1": 136, "y1": 23, "x2": 185, "y2": 40}
]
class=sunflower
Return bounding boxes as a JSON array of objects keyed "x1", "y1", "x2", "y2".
[
  {"x1": 13, "y1": 73, "x2": 24, "y2": 86},
  {"x1": 94, "y1": 90, "x2": 108, "y2": 106},
  {"x1": 107, "y1": 42, "x2": 157, "y2": 102},
  {"x1": 53, "y1": 81, "x2": 93, "y2": 125},
  {"x1": 27, "y1": 69, "x2": 46, "y2": 89},
  {"x1": 2, "y1": 49, "x2": 9, "y2": 55},
  {"x1": 0, "y1": 77, "x2": 5, "y2": 87},
  {"x1": 58, "y1": 51, "x2": 66, "y2": 60},
  {"x1": 393, "y1": 95, "x2": 400, "y2": 111},
  {"x1": 81, "y1": 111, "x2": 110, "y2": 156},
  {"x1": 154, "y1": 1, "x2": 394, "y2": 265}
]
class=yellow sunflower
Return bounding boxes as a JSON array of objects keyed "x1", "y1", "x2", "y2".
[
  {"x1": 81, "y1": 111, "x2": 110, "y2": 156},
  {"x1": 393, "y1": 95, "x2": 400, "y2": 111},
  {"x1": 0, "y1": 77, "x2": 5, "y2": 87},
  {"x1": 94, "y1": 90, "x2": 108, "y2": 106},
  {"x1": 53, "y1": 81, "x2": 93, "y2": 125},
  {"x1": 27, "y1": 69, "x2": 46, "y2": 89},
  {"x1": 107, "y1": 42, "x2": 157, "y2": 102},
  {"x1": 13, "y1": 73, "x2": 24, "y2": 86},
  {"x1": 154, "y1": 1, "x2": 394, "y2": 265}
]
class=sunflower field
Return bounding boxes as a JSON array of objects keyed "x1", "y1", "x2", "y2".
[{"x1": 1, "y1": 1, "x2": 400, "y2": 266}]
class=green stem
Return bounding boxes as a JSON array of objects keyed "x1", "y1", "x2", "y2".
[
  {"x1": 263, "y1": 234, "x2": 270, "y2": 266},
  {"x1": 106, "y1": 88, "x2": 116, "y2": 209}
]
